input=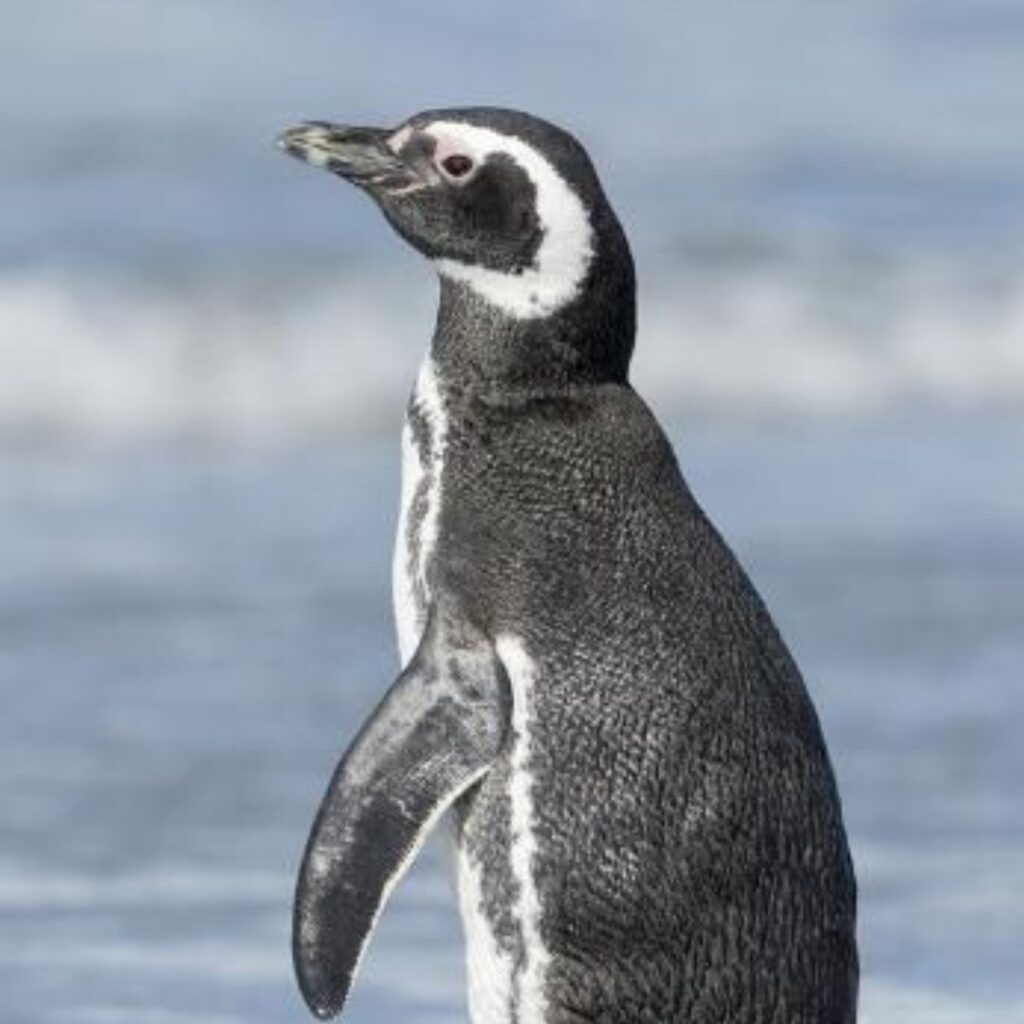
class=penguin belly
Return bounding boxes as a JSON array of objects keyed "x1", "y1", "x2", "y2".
[
  {"x1": 455, "y1": 639, "x2": 551, "y2": 1024},
  {"x1": 392, "y1": 367, "x2": 549, "y2": 1024}
]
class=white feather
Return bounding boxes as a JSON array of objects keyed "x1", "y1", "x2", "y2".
[
  {"x1": 459, "y1": 845, "x2": 515, "y2": 1024},
  {"x1": 496, "y1": 635, "x2": 551, "y2": 1024},
  {"x1": 392, "y1": 357, "x2": 448, "y2": 666},
  {"x1": 392, "y1": 419, "x2": 421, "y2": 666}
]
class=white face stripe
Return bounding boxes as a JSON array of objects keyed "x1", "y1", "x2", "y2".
[{"x1": 423, "y1": 121, "x2": 595, "y2": 320}]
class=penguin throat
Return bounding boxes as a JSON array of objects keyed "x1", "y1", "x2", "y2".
[
  {"x1": 433, "y1": 264, "x2": 636, "y2": 390},
  {"x1": 435, "y1": 231, "x2": 593, "y2": 320}
]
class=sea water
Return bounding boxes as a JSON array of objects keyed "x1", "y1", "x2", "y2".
[
  {"x1": 1, "y1": 0, "x2": 1023, "y2": 440},
  {"x1": 1, "y1": 0, "x2": 1022, "y2": 1020},
  {"x1": 1, "y1": 422, "x2": 1022, "y2": 1023}
]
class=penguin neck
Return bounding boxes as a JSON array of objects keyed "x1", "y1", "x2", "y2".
[{"x1": 430, "y1": 239, "x2": 636, "y2": 394}]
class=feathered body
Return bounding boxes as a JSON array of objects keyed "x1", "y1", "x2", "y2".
[{"x1": 281, "y1": 107, "x2": 857, "y2": 1024}]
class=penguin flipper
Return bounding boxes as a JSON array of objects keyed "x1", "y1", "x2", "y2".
[{"x1": 292, "y1": 609, "x2": 510, "y2": 1020}]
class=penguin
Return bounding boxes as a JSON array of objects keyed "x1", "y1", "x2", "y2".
[{"x1": 278, "y1": 108, "x2": 858, "y2": 1024}]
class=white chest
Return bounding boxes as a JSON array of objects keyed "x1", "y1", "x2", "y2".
[
  {"x1": 391, "y1": 367, "x2": 549, "y2": 1023},
  {"x1": 457, "y1": 638, "x2": 551, "y2": 1024},
  {"x1": 392, "y1": 358, "x2": 448, "y2": 666}
]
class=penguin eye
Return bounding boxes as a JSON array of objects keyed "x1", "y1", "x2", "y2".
[{"x1": 440, "y1": 154, "x2": 474, "y2": 179}]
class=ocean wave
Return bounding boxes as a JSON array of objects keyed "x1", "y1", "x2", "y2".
[
  {"x1": 2, "y1": 261, "x2": 1022, "y2": 445},
  {"x1": 861, "y1": 984, "x2": 1024, "y2": 1024}
]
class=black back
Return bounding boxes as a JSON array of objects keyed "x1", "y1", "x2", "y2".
[{"x1": 414, "y1": 108, "x2": 857, "y2": 1023}]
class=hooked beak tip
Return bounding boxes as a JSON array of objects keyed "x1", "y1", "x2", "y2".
[
  {"x1": 274, "y1": 122, "x2": 412, "y2": 190},
  {"x1": 275, "y1": 123, "x2": 320, "y2": 159}
]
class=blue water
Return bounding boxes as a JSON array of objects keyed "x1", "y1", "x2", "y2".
[
  {"x1": 1, "y1": 419, "x2": 1022, "y2": 1022},
  {"x1": 3, "y1": 0, "x2": 1023, "y2": 266},
  {"x1": 1, "y1": 0, "x2": 1023, "y2": 439},
  {"x1": 1, "y1": 2, "x2": 1023, "y2": 1020}
]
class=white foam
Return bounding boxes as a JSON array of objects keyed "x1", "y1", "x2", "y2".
[
  {"x1": 0, "y1": 270, "x2": 434, "y2": 445},
  {"x1": 2, "y1": 261, "x2": 1024, "y2": 446},
  {"x1": 0, "y1": 936, "x2": 288, "y2": 981},
  {"x1": 860, "y1": 982, "x2": 1024, "y2": 1024},
  {"x1": 0, "y1": 862, "x2": 284, "y2": 909},
  {"x1": 55, "y1": 1010, "x2": 240, "y2": 1024},
  {"x1": 634, "y1": 261, "x2": 1024, "y2": 416}
]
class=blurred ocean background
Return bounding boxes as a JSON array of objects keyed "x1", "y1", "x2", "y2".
[{"x1": 1, "y1": 1, "x2": 1022, "y2": 1022}]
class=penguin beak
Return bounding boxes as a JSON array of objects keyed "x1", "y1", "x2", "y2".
[{"x1": 277, "y1": 122, "x2": 415, "y2": 191}]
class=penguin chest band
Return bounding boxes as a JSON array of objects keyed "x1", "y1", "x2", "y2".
[
  {"x1": 392, "y1": 358, "x2": 448, "y2": 665},
  {"x1": 460, "y1": 638, "x2": 551, "y2": 1024}
]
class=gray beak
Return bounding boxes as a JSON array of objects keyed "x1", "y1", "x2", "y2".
[{"x1": 276, "y1": 122, "x2": 412, "y2": 189}]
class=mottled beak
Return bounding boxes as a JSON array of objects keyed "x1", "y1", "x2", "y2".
[{"x1": 276, "y1": 121, "x2": 414, "y2": 191}]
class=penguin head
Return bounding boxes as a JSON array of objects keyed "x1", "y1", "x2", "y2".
[{"x1": 279, "y1": 108, "x2": 634, "y2": 352}]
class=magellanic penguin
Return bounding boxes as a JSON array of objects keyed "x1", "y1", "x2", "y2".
[{"x1": 278, "y1": 108, "x2": 858, "y2": 1024}]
